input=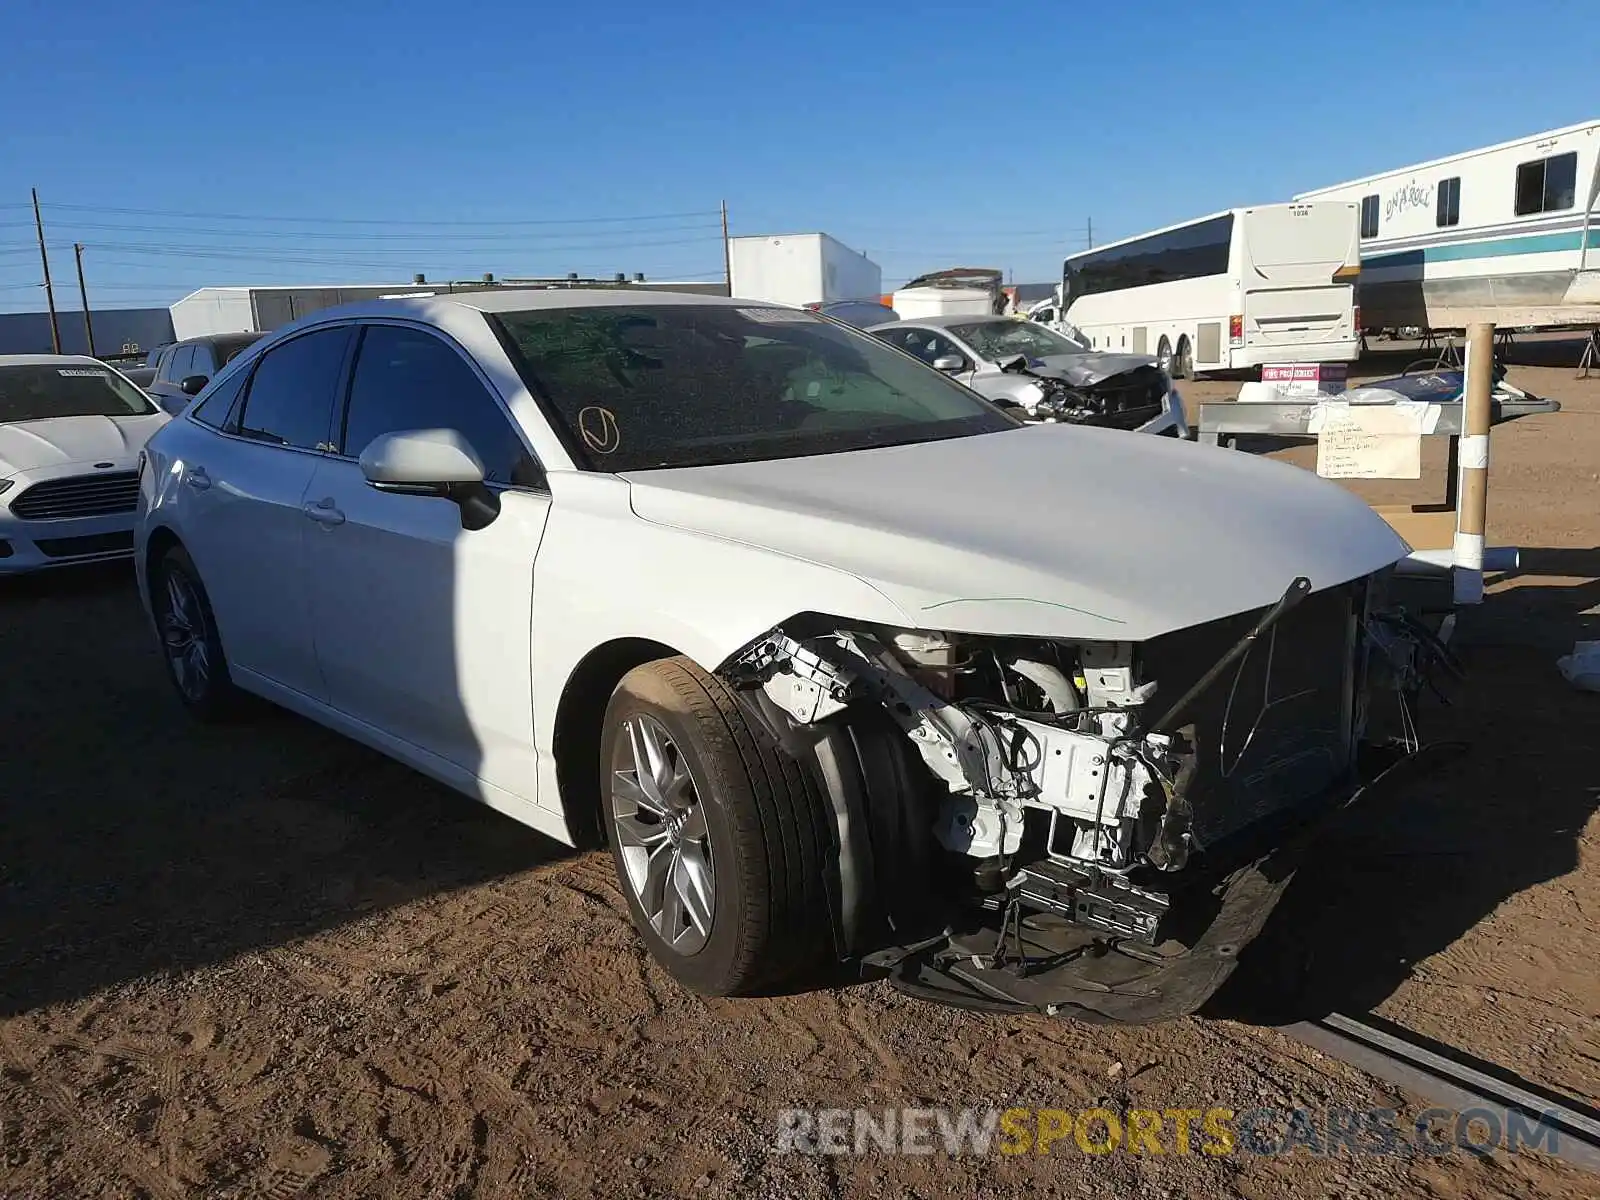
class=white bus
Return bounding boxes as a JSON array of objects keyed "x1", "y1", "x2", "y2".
[
  {"x1": 1060, "y1": 203, "x2": 1363, "y2": 376},
  {"x1": 1293, "y1": 120, "x2": 1600, "y2": 332}
]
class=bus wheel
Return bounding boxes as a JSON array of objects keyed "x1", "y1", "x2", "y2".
[
  {"x1": 1174, "y1": 336, "x2": 1194, "y2": 380},
  {"x1": 1156, "y1": 337, "x2": 1173, "y2": 374}
]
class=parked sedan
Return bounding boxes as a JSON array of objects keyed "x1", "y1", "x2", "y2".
[
  {"x1": 869, "y1": 314, "x2": 1190, "y2": 437},
  {"x1": 136, "y1": 290, "x2": 1435, "y2": 1023},
  {"x1": 1, "y1": 355, "x2": 168, "y2": 573}
]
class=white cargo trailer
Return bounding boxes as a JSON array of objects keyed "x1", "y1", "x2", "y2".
[{"x1": 728, "y1": 233, "x2": 882, "y2": 308}]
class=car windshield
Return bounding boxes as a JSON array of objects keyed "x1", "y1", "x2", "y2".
[
  {"x1": 0, "y1": 363, "x2": 157, "y2": 423},
  {"x1": 494, "y1": 303, "x2": 1019, "y2": 471},
  {"x1": 948, "y1": 319, "x2": 1089, "y2": 361}
]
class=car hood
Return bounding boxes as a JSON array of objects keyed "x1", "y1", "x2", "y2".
[
  {"x1": 1023, "y1": 352, "x2": 1159, "y2": 387},
  {"x1": 622, "y1": 424, "x2": 1409, "y2": 642},
  {"x1": 0, "y1": 412, "x2": 169, "y2": 478}
]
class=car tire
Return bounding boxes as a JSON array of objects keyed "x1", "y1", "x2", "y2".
[
  {"x1": 1155, "y1": 336, "x2": 1173, "y2": 374},
  {"x1": 1174, "y1": 336, "x2": 1193, "y2": 380},
  {"x1": 151, "y1": 544, "x2": 242, "y2": 721},
  {"x1": 601, "y1": 656, "x2": 835, "y2": 996}
]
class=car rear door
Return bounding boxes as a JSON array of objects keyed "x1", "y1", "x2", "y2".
[
  {"x1": 301, "y1": 321, "x2": 550, "y2": 800},
  {"x1": 177, "y1": 324, "x2": 354, "y2": 703}
]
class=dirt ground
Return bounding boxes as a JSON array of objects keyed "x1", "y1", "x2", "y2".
[{"x1": 2, "y1": 336, "x2": 1597, "y2": 1199}]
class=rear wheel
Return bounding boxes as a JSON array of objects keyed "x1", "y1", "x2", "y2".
[
  {"x1": 601, "y1": 656, "x2": 835, "y2": 996},
  {"x1": 1173, "y1": 335, "x2": 1194, "y2": 380},
  {"x1": 151, "y1": 545, "x2": 241, "y2": 721},
  {"x1": 1155, "y1": 336, "x2": 1173, "y2": 374}
]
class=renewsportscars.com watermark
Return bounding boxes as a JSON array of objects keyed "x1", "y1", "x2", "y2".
[{"x1": 775, "y1": 1105, "x2": 1567, "y2": 1160}]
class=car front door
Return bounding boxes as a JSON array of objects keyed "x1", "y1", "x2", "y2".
[
  {"x1": 301, "y1": 321, "x2": 551, "y2": 801},
  {"x1": 176, "y1": 324, "x2": 354, "y2": 703}
]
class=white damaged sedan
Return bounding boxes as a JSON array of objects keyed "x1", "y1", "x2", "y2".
[
  {"x1": 1, "y1": 355, "x2": 168, "y2": 573},
  {"x1": 135, "y1": 290, "x2": 1440, "y2": 1022}
]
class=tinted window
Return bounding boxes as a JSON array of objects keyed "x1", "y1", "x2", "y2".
[
  {"x1": 158, "y1": 344, "x2": 191, "y2": 384},
  {"x1": 1435, "y1": 177, "x2": 1461, "y2": 227},
  {"x1": 1065, "y1": 213, "x2": 1235, "y2": 299},
  {"x1": 1359, "y1": 194, "x2": 1380, "y2": 239},
  {"x1": 1515, "y1": 152, "x2": 1578, "y2": 216},
  {"x1": 340, "y1": 325, "x2": 541, "y2": 487},
  {"x1": 0, "y1": 363, "x2": 157, "y2": 422},
  {"x1": 235, "y1": 326, "x2": 352, "y2": 451},
  {"x1": 187, "y1": 368, "x2": 249, "y2": 430},
  {"x1": 495, "y1": 304, "x2": 1016, "y2": 472},
  {"x1": 188, "y1": 345, "x2": 216, "y2": 378}
]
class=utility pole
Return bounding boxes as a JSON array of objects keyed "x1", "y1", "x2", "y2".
[
  {"x1": 32, "y1": 188, "x2": 61, "y2": 353},
  {"x1": 1086, "y1": 216, "x2": 1094, "y2": 250},
  {"x1": 720, "y1": 199, "x2": 733, "y2": 297},
  {"x1": 74, "y1": 243, "x2": 95, "y2": 357}
]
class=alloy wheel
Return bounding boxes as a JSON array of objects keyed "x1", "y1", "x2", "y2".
[
  {"x1": 160, "y1": 567, "x2": 211, "y2": 702},
  {"x1": 610, "y1": 714, "x2": 715, "y2": 954}
]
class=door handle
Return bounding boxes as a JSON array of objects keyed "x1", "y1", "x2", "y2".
[
  {"x1": 183, "y1": 466, "x2": 211, "y2": 490},
  {"x1": 302, "y1": 498, "x2": 346, "y2": 527}
]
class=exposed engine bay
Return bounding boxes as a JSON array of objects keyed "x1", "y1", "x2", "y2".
[
  {"x1": 719, "y1": 572, "x2": 1456, "y2": 1023},
  {"x1": 996, "y1": 352, "x2": 1170, "y2": 431}
]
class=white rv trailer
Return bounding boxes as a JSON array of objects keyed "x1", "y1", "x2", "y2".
[
  {"x1": 1061, "y1": 203, "x2": 1362, "y2": 376},
  {"x1": 1293, "y1": 120, "x2": 1600, "y2": 331}
]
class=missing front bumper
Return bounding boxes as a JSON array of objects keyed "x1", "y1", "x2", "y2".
[{"x1": 883, "y1": 741, "x2": 1452, "y2": 1024}]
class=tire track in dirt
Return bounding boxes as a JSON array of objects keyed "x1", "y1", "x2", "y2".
[{"x1": 0, "y1": 1024, "x2": 186, "y2": 1200}]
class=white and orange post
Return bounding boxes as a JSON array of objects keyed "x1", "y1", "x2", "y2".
[{"x1": 1452, "y1": 323, "x2": 1494, "y2": 605}]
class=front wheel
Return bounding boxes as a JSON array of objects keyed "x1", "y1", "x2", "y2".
[{"x1": 601, "y1": 657, "x2": 836, "y2": 996}]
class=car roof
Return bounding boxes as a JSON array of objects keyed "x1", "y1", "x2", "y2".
[
  {"x1": 0, "y1": 354, "x2": 112, "y2": 367},
  {"x1": 866, "y1": 313, "x2": 1011, "y2": 332},
  {"x1": 176, "y1": 332, "x2": 263, "y2": 345},
  {"x1": 274, "y1": 287, "x2": 760, "y2": 329}
]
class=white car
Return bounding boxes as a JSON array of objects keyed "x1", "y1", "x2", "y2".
[
  {"x1": 868, "y1": 314, "x2": 1190, "y2": 437},
  {"x1": 135, "y1": 290, "x2": 1434, "y2": 1022},
  {"x1": 1, "y1": 355, "x2": 169, "y2": 573}
]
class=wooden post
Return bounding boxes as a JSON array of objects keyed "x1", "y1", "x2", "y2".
[
  {"x1": 1453, "y1": 323, "x2": 1494, "y2": 605},
  {"x1": 31, "y1": 188, "x2": 61, "y2": 354},
  {"x1": 74, "y1": 243, "x2": 95, "y2": 356},
  {"x1": 720, "y1": 200, "x2": 733, "y2": 297}
]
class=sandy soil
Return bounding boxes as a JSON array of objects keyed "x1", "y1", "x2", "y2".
[{"x1": 1, "y1": 338, "x2": 1597, "y2": 1198}]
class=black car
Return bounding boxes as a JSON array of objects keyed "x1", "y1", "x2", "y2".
[{"x1": 146, "y1": 333, "x2": 264, "y2": 415}]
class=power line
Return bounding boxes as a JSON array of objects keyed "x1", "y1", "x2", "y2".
[
  {"x1": 48, "y1": 220, "x2": 725, "y2": 243},
  {"x1": 43, "y1": 202, "x2": 723, "y2": 227}
]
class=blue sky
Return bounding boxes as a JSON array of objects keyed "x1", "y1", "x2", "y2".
[{"x1": 0, "y1": 0, "x2": 1594, "y2": 312}]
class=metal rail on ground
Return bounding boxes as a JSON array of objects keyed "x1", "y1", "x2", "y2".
[{"x1": 1283, "y1": 1011, "x2": 1600, "y2": 1172}]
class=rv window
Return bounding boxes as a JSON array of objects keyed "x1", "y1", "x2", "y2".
[
  {"x1": 1359, "y1": 195, "x2": 1379, "y2": 239},
  {"x1": 1436, "y1": 177, "x2": 1461, "y2": 228},
  {"x1": 1515, "y1": 151, "x2": 1578, "y2": 216}
]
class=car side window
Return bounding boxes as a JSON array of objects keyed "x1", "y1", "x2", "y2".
[
  {"x1": 187, "y1": 368, "x2": 249, "y2": 430},
  {"x1": 922, "y1": 333, "x2": 969, "y2": 367},
  {"x1": 234, "y1": 326, "x2": 353, "y2": 451},
  {"x1": 339, "y1": 324, "x2": 542, "y2": 487},
  {"x1": 159, "y1": 345, "x2": 190, "y2": 384},
  {"x1": 189, "y1": 345, "x2": 215, "y2": 378}
]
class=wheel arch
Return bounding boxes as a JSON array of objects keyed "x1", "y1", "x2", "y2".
[
  {"x1": 552, "y1": 636, "x2": 684, "y2": 850},
  {"x1": 141, "y1": 525, "x2": 184, "y2": 600}
]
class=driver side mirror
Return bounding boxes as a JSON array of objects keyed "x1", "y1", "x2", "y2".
[
  {"x1": 358, "y1": 428, "x2": 500, "y2": 530},
  {"x1": 931, "y1": 354, "x2": 965, "y2": 372},
  {"x1": 179, "y1": 374, "x2": 210, "y2": 396}
]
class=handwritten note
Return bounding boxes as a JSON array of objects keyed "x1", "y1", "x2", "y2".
[{"x1": 1314, "y1": 402, "x2": 1426, "y2": 479}]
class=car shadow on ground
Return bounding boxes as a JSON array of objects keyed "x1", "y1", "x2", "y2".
[
  {"x1": 0, "y1": 564, "x2": 573, "y2": 1018},
  {"x1": 1207, "y1": 548, "x2": 1600, "y2": 1024}
]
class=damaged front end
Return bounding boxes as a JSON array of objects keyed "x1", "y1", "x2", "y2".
[
  {"x1": 1001, "y1": 354, "x2": 1171, "y2": 432},
  {"x1": 718, "y1": 572, "x2": 1455, "y2": 1023}
]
